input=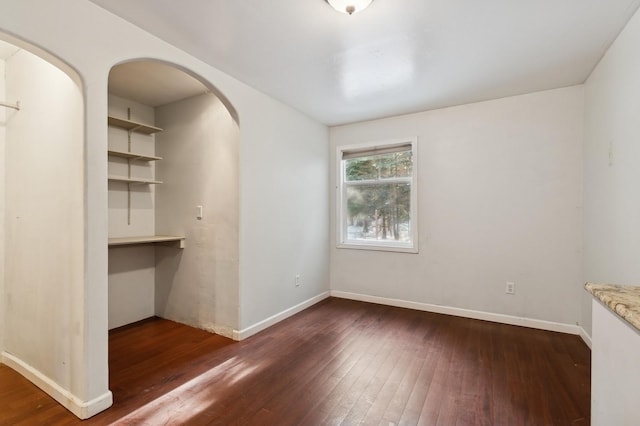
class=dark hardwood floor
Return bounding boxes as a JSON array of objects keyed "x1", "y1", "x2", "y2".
[{"x1": 0, "y1": 298, "x2": 590, "y2": 425}]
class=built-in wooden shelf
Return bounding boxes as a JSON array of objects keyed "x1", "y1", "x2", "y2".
[
  {"x1": 108, "y1": 115, "x2": 163, "y2": 135},
  {"x1": 108, "y1": 235, "x2": 186, "y2": 249},
  {"x1": 108, "y1": 175, "x2": 163, "y2": 185},
  {"x1": 108, "y1": 149, "x2": 162, "y2": 161}
]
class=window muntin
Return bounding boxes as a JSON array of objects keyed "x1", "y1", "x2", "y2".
[{"x1": 338, "y1": 139, "x2": 418, "y2": 253}]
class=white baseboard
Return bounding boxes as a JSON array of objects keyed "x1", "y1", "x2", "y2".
[
  {"x1": 579, "y1": 326, "x2": 592, "y2": 349},
  {"x1": 1, "y1": 351, "x2": 113, "y2": 419},
  {"x1": 233, "y1": 291, "x2": 331, "y2": 340},
  {"x1": 211, "y1": 324, "x2": 236, "y2": 340},
  {"x1": 331, "y1": 290, "x2": 582, "y2": 336}
]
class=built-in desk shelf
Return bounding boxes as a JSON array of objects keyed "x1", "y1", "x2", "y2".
[
  {"x1": 108, "y1": 235, "x2": 186, "y2": 249},
  {"x1": 108, "y1": 149, "x2": 162, "y2": 161},
  {"x1": 108, "y1": 175, "x2": 163, "y2": 185},
  {"x1": 108, "y1": 115, "x2": 163, "y2": 135}
]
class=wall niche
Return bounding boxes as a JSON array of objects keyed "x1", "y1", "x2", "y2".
[{"x1": 107, "y1": 60, "x2": 240, "y2": 337}]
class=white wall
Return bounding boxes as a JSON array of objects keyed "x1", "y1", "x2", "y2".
[
  {"x1": 0, "y1": 0, "x2": 329, "y2": 416},
  {"x1": 238, "y1": 95, "x2": 330, "y2": 331},
  {"x1": 155, "y1": 93, "x2": 240, "y2": 336},
  {"x1": 108, "y1": 247, "x2": 156, "y2": 329},
  {"x1": 107, "y1": 94, "x2": 157, "y2": 329},
  {"x1": 330, "y1": 86, "x2": 584, "y2": 327},
  {"x1": 583, "y1": 6, "x2": 640, "y2": 336},
  {"x1": 0, "y1": 58, "x2": 5, "y2": 354},
  {"x1": 3, "y1": 46, "x2": 84, "y2": 399}
]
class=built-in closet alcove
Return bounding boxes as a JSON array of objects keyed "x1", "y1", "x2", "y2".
[
  {"x1": 0, "y1": 37, "x2": 84, "y2": 389},
  {"x1": 107, "y1": 60, "x2": 240, "y2": 337}
]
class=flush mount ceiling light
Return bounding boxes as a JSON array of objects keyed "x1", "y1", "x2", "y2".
[{"x1": 325, "y1": 0, "x2": 374, "y2": 15}]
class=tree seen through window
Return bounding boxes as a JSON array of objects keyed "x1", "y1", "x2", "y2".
[{"x1": 344, "y1": 150, "x2": 413, "y2": 242}]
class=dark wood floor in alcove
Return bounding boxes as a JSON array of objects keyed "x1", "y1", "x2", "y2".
[{"x1": 0, "y1": 298, "x2": 590, "y2": 425}]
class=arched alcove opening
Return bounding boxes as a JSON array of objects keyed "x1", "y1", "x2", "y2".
[
  {"x1": 106, "y1": 60, "x2": 240, "y2": 342},
  {"x1": 0, "y1": 36, "x2": 86, "y2": 412}
]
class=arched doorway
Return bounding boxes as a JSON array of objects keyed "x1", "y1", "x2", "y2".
[{"x1": 106, "y1": 60, "x2": 240, "y2": 337}]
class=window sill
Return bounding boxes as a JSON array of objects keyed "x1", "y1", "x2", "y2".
[{"x1": 337, "y1": 242, "x2": 418, "y2": 254}]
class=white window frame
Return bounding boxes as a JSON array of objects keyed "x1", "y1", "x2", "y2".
[{"x1": 336, "y1": 137, "x2": 418, "y2": 253}]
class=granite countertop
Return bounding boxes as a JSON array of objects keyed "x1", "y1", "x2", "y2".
[{"x1": 585, "y1": 282, "x2": 640, "y2": 331}]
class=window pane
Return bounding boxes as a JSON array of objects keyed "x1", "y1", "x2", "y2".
[
  {"x1": 346, "y1": 182, "x2": 411, "y2": 242},
  {"x1": 345, "y1": 151, "x2": 412, "y2": 181}
]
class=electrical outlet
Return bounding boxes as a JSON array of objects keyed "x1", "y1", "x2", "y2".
[
  {"x1": 505, "y1": 281, "x2": 515, "y2": 295},
  {"x1": 295, "y1": 274, "x2": 301, "y2": 287}
]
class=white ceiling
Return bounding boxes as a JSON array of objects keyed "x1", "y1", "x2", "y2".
[
  {"x1": 109, "y1": 61, "x2": 209, "y2": 107},
  {"x1": 90, "y1": 0, "x2": 640, "y2": 125}
]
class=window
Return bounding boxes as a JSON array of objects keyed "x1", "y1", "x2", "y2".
[{"x1": 337, "y1": 138, "x2": 418, "y2": 253}]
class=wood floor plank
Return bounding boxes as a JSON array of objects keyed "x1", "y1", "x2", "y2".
[
  {"x1": 327, "y1": 309, "x2": 410, "y2": 425},
  {"x1": 339, "y1": 334, "x2": 404, "y2": 425},
  {"x1": 227, "y1": 302, "x2": 388, "y2": 425},
  {"x1": 0, "y1": 298, "x2": 591, "y2": 425}
]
